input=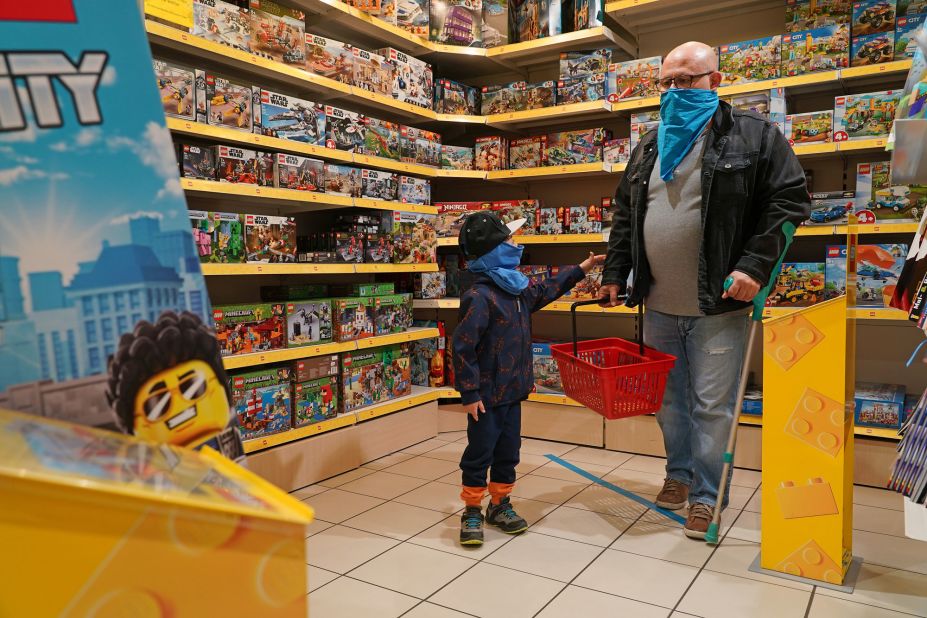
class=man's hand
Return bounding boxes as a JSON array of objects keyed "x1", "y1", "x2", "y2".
[
  {"x1": 580, "y1": 252, "x2": 606, "y2": 274},
  {"x1": 722, "y1": 271, "x2": 762, "y2": 302},
  {"x1": 464, "y1": 400, "x2": 486, "y2": 422},
  {"x1": 597, "y1": 283, "x2": 623, "y2": 308}
]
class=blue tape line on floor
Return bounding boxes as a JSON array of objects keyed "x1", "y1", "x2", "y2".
[{"x1": 545, "y1": 454, "x2": 686, "y2": 525}]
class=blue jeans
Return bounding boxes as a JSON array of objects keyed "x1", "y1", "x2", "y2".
[{"x1": 643, "y1": 308, "x2": 749, "y2": 508}]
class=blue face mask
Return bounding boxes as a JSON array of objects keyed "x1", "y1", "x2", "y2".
[
  {"x1": 658, "y1": 87, "x2": 719, "y2": 181},
  {"x1": 468, "y1": 241, "x2": 529, "y2": 295}
]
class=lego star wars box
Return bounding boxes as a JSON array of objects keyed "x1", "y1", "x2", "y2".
[
  {"x1": 341, "y1": 349, "x2": 384, "y2": 411},
  {"x1": 895, "y1": 14, "x2": 927, "y2": 59},
  {"x1": 306, "y1": 33, "x2": 354, "y2": 84},
  {"x1": 254, "y1": 151, "x2": 276, "y2": 187},
  {"x1": 630, "y1": 111, "x2": 660, "y2": 150},
  {"x1": 493, "y1": 199, "x2": 539, "y2": 234},
  {"x1": 807, "y1": 191, "x2": 856, "y2": 225},
  {"x1": 364, "y1": 117, "x2": 401, "y2": 160},
  {"x1": 326, "y1": 105, "x2": 366, "y2": 152},
  {"x1": 214, "y1": 303, "x2": 287, "y2": 357},
  {"x1": 509, "y1": 136, "x2": 547, "y2": 169},
  {"x1": 294, "y1": 376, "x2": 339, "y2": 426},
  {"x1": 786, "y1": 0, "x2": 852, "y2": 32},
  {"x1": 324, "y1": 163, "x2": 363, "y2": 197},
  {"x1": 334, "y1": 232, "x2": 365, "y2": 263},
  {"x1": 205, "y1": 73, "x2": 253, "y2": 131},
  {"x1": 193, "y1": 0, "x2": 251, "y2": 52},
  {"x1": 482, "y1": 0, "x2": 509, "y2": 46},
  {"x1": 524, "y1": 81, "x2": 557, "y2": 109},
  {"x1": 475, "y1": 135, "x2": 509, "y2": 171},
  {"x1": 417, "y1": 130, "x2": 442, "y2": 167},
  {"x1": 435, "y1": 78, "x2": 481, "y2": 115},
  {"x1": 346, "y1": 0, "x2": 398, "y2": 25},
  {"x1": 557, "y1": 74, "x2": 607, "y2": 104},
  {"x1": 784, "y1": 110, "x2": 834, "y2": 145},
  {"x1": 533, "y1": 343, "x2": 563, "y2": 394},
  {"x1": 565, "y1": 203, "x2": 602, "y2": 234},
  {"x1": 398, "y1": 0, "x2": 430, "y2": 35},
  {"x1": 719, "y1": 35, "x2": 782, "y2": 85},
  {"x1": 399, "y1": 175, "x2": 431, "y2": 204},
  {"x1": 430, "y1": 0, "x2": 483, "y2": 46},
  {"x1": 248, "y1": 0, "x2": 305, "y2": 65},
  {"x1": 546, "y1": 128, "x2": 608, "y2": 165},
  {"x1": 855, "y1": 382, "x2": 905, "y2": 428},
  {"x1": 782, "y1": 25, "x2": 850, "y2": 75},
  {"x1": 361, "y1": 169, "x2": 398, "y2": 201},
  {"x1": 603, "y1": 138, "x2": 630, "y2": 166},
  {"x1": 382, "y1": 343, "x2": 413, "y2": 399},
  {"x1": 353, "y1": 48, "x2": 393, "y2": 97},
  {"x1": 286, "y1": 299, "x2": 333, "y2": 346},
  {"x1": 275, "y1": 153, "x2": 324, "y2": 191},
  {"x1": 852, "y1": 30, "x2": 896, "y2": 65},
  {"x1": 291, "y1": 354, "x2": 340, "y2": 382},
  {"x1": 191, "y1": 210, "x2": 245, "y2": 263},
  {"x1": 365, "y1": 234, "x2": 394, "y2": 263},
  {"x1": 155, "y1": 59, "x2": 198, "y2": 122},
  {"x1": 393, "y1": 211, "x2": 437, "y2": 263},
  {"x1": 215, "y1": 145, "x2": 258, "y2": 183},
  {"x1": 377, "y1": 47, "x2": 434, "y2": 108},
  {"x1": 559, "y1": 49, "x2": 611, "y2": 79},
  {"x1": 538, "y1": 206, "x2": 565, "y2": 234},
  {"x1": 852, "y1": 0, "x2": 897, "y2": 35},
  {"x1": 435, "y1": 202, "x2": 487, "y2": 237},
  {"x1": 765, "y1": 263, "x2": 826, "y2": 307},
  {"x1": 606, "y1": 56, "x2": 661, "y2": 102},
  {"x1": 244, "y1": 213, "x2": 297, "y2": 262},
  {"x1": 333, "y1": 297, "x2": 375, "y2": 342},
  {"x1": 833, "y1": 90, "x2": 901, "y2": 140},
  {"x1": 252, "y1": 88, "x2": 325, "y2": 145},
  {"x1": 180, "y1": 144, "x2": 216, "y2": 180},
  {"x1": 855, "y1": 161, "x2": 927, "y2": 223},
  {"x1": 374, "y1": 293, "x2": 413, "y2": 334},
  {"x1": 230, "y1": 366, "x2": 292, "y2": 441},
  {"x1": 441, "y1": 145, "x2": 474, "y2": 170}
]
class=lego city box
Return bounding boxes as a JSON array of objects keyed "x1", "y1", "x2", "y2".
[
  {"x1": 855, "y1": 161, "x2": 927, "y2": 223},
  {"x1": 190, "y1": 210, "x2": 245, "y2": 263},
  {"x1": 248, "y1": 0, "x2": 306, "y2": 65},
  {"x1": 854, "y1": 382, "x2": 905, "y2": 428},
  {"x1": 399, "y1": 175, "x2": 432, "y2": 204},
  {"x1": 781, "y1": 25, "x2": 850, "y2": 76},
  {"x1": 230, "y1": 365, "x2": 293, "y2": 441},
  {"x1": 441, "y1": 145, "x2": 475, "y2": 170},
  {"x1": 435, "y1": 202, "x2": 487, "y2": 237},
  {"x1": 365, "y1": 117, "x2": 401, "y2": 161},
  {"x1": 275, "y1": 153, "x2": 324, "y2": 191},
  {"x1": 244, "y1": 214, "x2": 297, "y2": 262},
  {"x1": 154, "y1": 59, "x2": 199, "y2": 121},
  {"x1": 532, "y1": 342, "x2": 563, "y2": 394},
  {"x1": 291, "y1": 354, "x2": 340, "y2": 382},
  {"x1": 374, "y1": 293, "x2": 413, "y2": 334},
  {"x1": 352, "y1": 48, "x2": 393, "y2": 97},
  {"x1": 833, "y1": 90, "x2": 901, "y2": 140},
  {"x1": 852, "y1": 0, "x2": 897, "y2": 35},
  {"x1": 341, "y1": 349, "x2": 385, "y2": 412},
  {"x1": 546, "y1": 127, "x2": 608, "y2": 166},
  {"x1": 430, "y1": 0, "x2": 483, "y2": 46},
  {"x1": 205, "y1": 72, "x2": 253, "y2": 131},
  {"x1": 214, "y1": 303, "x2": 286, "y2": 356},
  {"x1": 381, "y1": 343, "x2": 413, "y2": 399},
  {"x1": 851, "y1": 30, "x2": 896, "y2": 65},
  {"x1": 285, "y1": 299, "x2": 333, "y2": 346},
  {"x1": 824, "y1": 245, "x2": 848, "y2": 300},
  {"x1": 786, "y1": 0, "x2": 852, "y2": 32},
  {"x1": 325, "y1": 105, "x2": 366, "y2": 152},
  {"x1": 253, "y1": 88, "x2": 325, "y2": 145},
  {"x1": 305, "y1": 33, "x2": 354, "y2": 84},
  {"x1": 895, "y1": 14, "x2": 927, "y2": 59},
  {"x1": 180, "y1": 143, "x2": 216, "y2": 180},
  {"x1": 294, "y1": 375, "x2": 340, "y2": 426},
  {"x1": 784, "y1": 110, "x2": 834, "y2": 145},
  {"x1": 719, "y1": 35, "x2": 782, "y2": 86},
  {"x1": 493, "y1": 199, "x2": 539, "y2": 234},
  {"x1": 415, "y1": 272, "x2": 448, "y2": 299},
  {"x1": 216, "y1": 144, "x2": 258, "y2": 183},
  {"x1": 606, "y1": 56, "x2": 661, "y2": 102},
  {"x1": 193, "y1": 0, "x2": 251, "y2": 52},
  {"x1": 764, "y1": 262, "x2": 827, "y2": 307},
  {"x1": 858, "y1": 243, "x2": 907, "y2": 306},
  {"x1": 333, "y1": 297, "x2": 376, "y2": 342},
  {"x1": 361, "y1": 169, "x2": 399, "y2": 201},
  {"x1": 807, "y1": 191, "x2": 855, "y2": 225}
]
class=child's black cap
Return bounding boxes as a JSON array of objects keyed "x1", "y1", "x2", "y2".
[{"x1": 459, "y1": 211, "x2": 526, "y2": 260}]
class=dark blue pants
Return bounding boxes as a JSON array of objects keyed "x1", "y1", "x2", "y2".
[{"x1": 460, "y1": 401, "x2": 521, "y2": 491}]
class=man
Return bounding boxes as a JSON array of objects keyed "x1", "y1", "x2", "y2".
[{"x1": 598, "y1": 41, "x2": 810, "y2": 538}]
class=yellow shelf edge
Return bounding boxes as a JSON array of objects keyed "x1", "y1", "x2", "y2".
[
  {"x1": 487, "y1": 162, "x2": 607, "y2": 180},
  {"x1": 354, "y1": 263, "x2": 439, "y2": 273},
  {"x1": 223, "y1": 341, "x2": 352, "y2": 371},
  {"x1": 796, "y1": 225, "x2": 841, "y2": 236},
  {"x1": 840, "y1": 59, "x2": 913, "y2": 80},
  {"x1": 354, "y1": 387, "x2": 442, "y2": 421},
  {"x1": 433, "y1": 169, "x2": 487, "y2": 179},
  {"x1": 792, "y1": 142, "x2": 838, "y2": 156},
  {"x1": 182, "y1": 178, "x2": 357, "y2": 207},
  {"x1": 854, "y1": 426, "x2": 902, "y2": 440},
  {"x1": 433, "y1": 113, "x2": 484, "y2": 124},
  {"x1": 352, "y1": 197, "x2": 438, "y2": 214},
  {"x1": 354, "y1": 327, "x2": 440, "y2": 349},
  {"x1": 243, "y1": 413, "x2": 356, "y2": 454},
  {"x1": 201, "y1": 263, "x2": 357, "y2": 276},
  {"x1": 837, "y1": 138, "x2": 888, "y2": 152},
  {"x1": 605, "y1": 0, "x2": 661, "y2": 13},
  {"x1": 413, "y1": 298, "x2": 459, "y2": 309},
  {"x1": 611, "y1": 95, "x2": 661, "y2": 113},
  {"x1": 848, "y1": 308, "x2": 909, "y2": 321},
  {"x1": 527, "y1": 392, "x2": 585, "y2": 407},
  {"x1": 486, "y1": 100, "x2": 610, "y2": 125},
  {"x1": 837, "y1": 223, "x2": 920, "y2": 235}
]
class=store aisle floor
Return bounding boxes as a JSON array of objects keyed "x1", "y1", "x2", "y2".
[{"x1": 294, "y1": 433, "x2": 927, "y2": 618}]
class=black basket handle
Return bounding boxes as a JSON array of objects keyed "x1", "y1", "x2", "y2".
[{"x1": 570, "y1": 297, "x2": 643, "y2": 357}]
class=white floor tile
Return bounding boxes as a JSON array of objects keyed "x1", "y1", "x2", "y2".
[
  {"x1": 853, "y1": 529, "x2": 927, "y2": 575},
  {"x1": 305, "y1": 518, "x2": 334, "y2": 538},
  {"x1": 530, "y1": 505, "x2": 634, "y2": 547},
  {"x1": 515, "y1": 452, "x2": 553, "y2": 475},
  {"x1": 563, "y1": 447, "x2": 634, "y2": 468},
  {"x1": 394, "y1": 481, "x2": 466, "y2": 514},
  {"x1": 430, "y1": 562, "x2": 566, "y2": 618},
  {"x1": 536, "y1": 585, "x2": 669, "y2": 618},
  {"x1": 419, "y1": 441, "x2": 467, "y2": 462},
  {"x1": 818, "y1": 562, "x2": 927, "y2": 616},
  {"x1": 338, "y1": 470, "x2": 429, "y2": 500},
  {"x1": 435, "y1": 470, "x2": 461, "y2": 486},
  {"x1": 703, "y1": 539, "x2": 812, "y2": 591},
  {"x1": 618, "y1": 454, "x2": 667, "y2": 476},
  {"x1": 610, "y1": 520, "x2": 715, "y2": 568},
  {"x1": 290, "y1": 484, "x2": 328, "y2": 501},
  {"x1": 383, "y1": 455, "x2": 462, "y2": 481},
  {"x1": 402, "y1": 602, "x2": 476, "y2": 618},
  {"x1": 564, "y1": 484, "x2": 649, "y2": 520},
  {"x1": 343, "y1": 501, "x2": 448, "y2": 541},
  {"x1": 529, "y1": 460, "x2": 614, "y2": 484},
  {"x1": 743, "y1": 487, "x2": 762, "y2": 513},
  {"x1": 853, "y1": 485, "x2": 904, "y2": 511},
  {"x1": 438, "y1": 430, "x2": 468, "y2": 442},
  {"x1": 731, "y1": 468, "x2": 762, "y2": 489},
  {"x1": 853, "y1": 504, "x2": 908, "y2": 538},
  {"x1": 317, "y1": 467, "x2": 376, "y2": 488},
  {"x1": 574, "y1": 549, "x2": 698, "y2": 608},
  {"x1": 808, "y1": 595, "x2": 916, "y2": 618},
  {"x1": 677, "y1": 570, "x2": 811, "y2": 618},
  {"x1": 602, "y1": 467, "x2": 667, "y2": 495},
  {"x1": 485, "y1": 531, "x2": 603, "y2": 582},
  {"x1": 402, "y1": 438, "x2": 449, "y2": 455},
  {"x1": 724, "y1": 509, "x2": 761, "y2": 543},
  {"x1": 349, "y1": 543, "x2": 476, "y2": 599},
  {"x1": 307, "y1": 565, "x2": 338, "y2": 592},
  {"x1": 408, "y1": 513, "x2": 516, "y2": 559},
  {"x1": 727, "y1": 484, "x2": 756, "y2": 511},
  {"x1": 508, "y1": 496, "x2": 560, "y2": 526},
  {"x1": 302, "y1": 488, "x2": 385, "y2": 523},
  {"x1": 519, "y1": 438, "x2": 576, "y2": 457},
  {"x1": 309, "y1": 575, "x2": 417, "y2": 618},
  {"x1": 510, "y1": 474, "x2": 588, "y2": 505},
  {"x1": 306, "y1": 525, "x2": 400, "y2": 573},
  {"x1": 363, "y1": 452, "x2": 415, "y2": 470}
]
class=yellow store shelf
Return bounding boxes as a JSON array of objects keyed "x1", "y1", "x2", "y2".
[
  {"x1": 435, "y1": 234, "x2": 606, "y2": 247},
  {"x1": 792, "y1": 142, "x2": 841, "y2": 157},
  {"x1": 355, "y1": 327, "x2": 441, "y2": 349},
  {"x1": 413, "y1": 298, "x2": 460, "y2": 309},
  {"x1": 849, "y1": 308, "x2": 909, "y2": 321},
  {"x1": 854, "y1": 426, "x2": 902, "y2": 440},
  {"x1": 355, "y1": 386, "x2": 444, "y2": 421},
  {"x1": 840, "y1": 60, "x2": 914, "y2": 80},
  {"x1": 433, "y1": 113, "x2": 486, "y2": 125},
  {"x1": 350, "y1": 197, "x2": 438, "y2": 214},
  {"x1": 528, "y1": 392, "x2": 585, "y2": 407},
  {"x1": 243, "y1": 413, "x2": 356, "y2": 454},
  {"x1": 350, "y1": 153, "x2": 439, "y2": 177},
  {"x1": 839, "y1": 223, "x2": 920, "y2": 235},
  {"x1": 182, "y1": 178, "x2": 355, "y2": 209},
  {"x1": 544, "y1": 300, "x2": 637, "y2": 314},
  {"x1": 486, "y1": 100, "x2": 613, "y2": 130},
  {"x1": 201, "y1": 263, "x2": 356, "y2": 276},
  {"x1": 432, "y1": 169, "x2": 488, "y2": 179},
  {"x1": 611, "y1": 95, "x2": 661, "y2": 114},
  {"x1": 355, "y1": 263, "x2": 438, "y2": 273},
  {"x1": 487, "y1": 162, "x2": 613, "y2": 182},
  {"x1": 762, "y1": 307, "x2": 804, "y2": 319},
  {"x1": 796, "y1": 225, "x2": 844, "y2": 236}
]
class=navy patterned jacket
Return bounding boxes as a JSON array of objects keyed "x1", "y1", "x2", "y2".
[{"x1": 453, "y1": 265, "x2": 585, "y2": 406}]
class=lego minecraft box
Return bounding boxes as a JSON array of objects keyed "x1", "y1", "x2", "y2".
[
  {"x1": 306, "y1": 33, "x2": 354, "y2": 83},
  {"x1": 373, "y1": 293, "x2": 413, "y2": 335},
  {"x1": 333, "y1": 297, "x2": 375, "y2": 342},
  {"x1": 193, "y1": 0, "x2": 251, "y2": 52},
  {"x1": 393, "y1": 211, "x2": 437, "y2": 262},
  {"x1": 414, "y1": 272, "x2": 447, "y2": 299},
  {"x1": 294, "y1": 376, "x2": 340, "y2": 426},
  {"x1": 382, "y1": 343, "x2": 413, "y2": 399},
  {"x1": 341, "y1": 349, "x2": 385, "y2": 411},
  {"x1": 275, "y1": 153, "x2": 324, "y2": 191},
  {"x1": 244, "y1": 213, "x2": 297, "y2": 262},
  {"x1": 252, "y1": 88, "x2": 325, "y2": 145},
  {"x1": 607, "y1": 56, "x2": 661, "y2": 102},
  {"x1": 285, "y1": 299, "x2": 333, "y2": 346},
  {"x1": 190, "y1": 210, "x2": 245, "y2": 263},
  {"x1": 719, "y1": 35, "x2": 782, "y2": 85},
  {"x1": 833, "y1": 90, "x2": 901, "y2": 140},
  {"x1": 291, "y1": 354, "x2": 340, "y2": 382},
  {"x1": 214, "y1": 303, "x2": 287, "y2": 357},
  {"x1": 230, "y1": 366, "x2": 293, "y2": 441},
  {"x1": 205, "y1": 72, "x2": 253, "y2": 131}
]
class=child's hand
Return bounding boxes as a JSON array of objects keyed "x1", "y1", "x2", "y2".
[
  {"x1": 464, "y1": 400, "x2": 486, "y2": 421},
  {"x1": 580, "y1": 252, "x2": 606, "y2": 274}
]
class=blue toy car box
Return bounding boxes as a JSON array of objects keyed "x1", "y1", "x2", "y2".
[
  {"x1": 808, "y1": 191, "x2": 855, "y2": 225},
  {"x1": 855, "y1": 382, "x2": 905, "y2": 429}
]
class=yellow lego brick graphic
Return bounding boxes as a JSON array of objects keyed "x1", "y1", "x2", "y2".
[
  {"x1": 776, "y1": 478, "x2": 838, "y2": 519},
  {"x1": 764, "y1": 314, "x2": 825, "y2": 371},
  {"x1": 785, "y1": 388, "x2": 844, "y2": 457},
  {"x1": 777, "y1": 539, "x2": 844, "y2": 585}
]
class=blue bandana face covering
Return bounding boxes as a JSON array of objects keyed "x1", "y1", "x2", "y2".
[
  {"x1": 468, "y1": 242, "x2": 529, "y2": 295},
  {"x1": 658, "y1": 87, "x2": 719, "y2": 181}
]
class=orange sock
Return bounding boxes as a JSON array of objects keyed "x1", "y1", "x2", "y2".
[
  {"x1": 488, "y1": 482, "x2": 514, "y2": 505},
  {"x1": 461, "y1": 485, "x2": 486, "y2": 508}
]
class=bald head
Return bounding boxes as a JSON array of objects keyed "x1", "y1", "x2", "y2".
[{"x1": 661, "y1": 41, "x2": 722, "y2": 90}]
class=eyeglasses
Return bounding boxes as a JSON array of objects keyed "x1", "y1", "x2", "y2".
[{"x1": 658, "y1": 71, "x2": 714, "y2": 91}]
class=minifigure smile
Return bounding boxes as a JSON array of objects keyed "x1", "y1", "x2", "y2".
[{"x1": 166, "y1": 406, "x2": 198, "y2": 429}]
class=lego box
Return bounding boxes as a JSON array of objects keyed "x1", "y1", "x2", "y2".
[
  {"x1": 855, "y1": 382, "x2": 905, "y2": 428},
  {"x1": 205, "y1": 73, "x2": 253, "y2": 131},
  {"x1": 435, "y1": 202, "x2": 487, "y2": 237},
  {"x1": 393, "y1": 211, "x2": 437, "y2": 262},
  {"x1": 324, "y1": 163, "x2": 362, "y2": 197},
  {"x1": 382, "y1": 343, "x2": 413, "y2": 399},
  {"x1": 808, "y1": 191, "x2": 855, "y2": 225},
  {"x1": 399, "y1": 175, "x2": 431, "y2": 204},
  {"x1": 374, "y1": 293, "x2": 413, "y2": 334},
  {"x1": 559, "y1": 49, "x2": 611, "y2": 79},
  {"x1": 378, "y1": 47, "x2": 434, "y2": 109},
  {"x1": 603, "y1": 138, "x2": 630, "y2": 166},
  {"x1": 852, "y1": 30, "x2": 896, "y2": 65},
  {"x1": 564, "y1": 266, "x2": 603, "y2": 299},
  {"x1": 346, "y1": 0, "x2": 397, "y2": 25},
  {"x1": 532, "y1": 342, "x2": 563, "y2": 394},
  {"x1": 895, "y1": 14, "x2": 927, "y2": 59},
  {"x1": 341, "y1": 349, "x2": 384, "y2": 411},
  {"x1": 824, "y1": 245, "x2": 848, "y2": 300},
  {"x1": 398, "y1": 0, "x2": 429, "y2": 35},
  {"x1": 557, "y1": 74, "x2": 607, "y2": 105},
  {"x1": 190, "y1": 210, "x2": 245, "y2": 263},
  {"x1": 781, "y1": 25, "x2": 850, "y2": 75},
  {"x1": 631, "y1": 111, "x2": 660, "y2": 150},
  {"x1": 765, "y1": 263, "x2": 826, "y2": 307},
  {"x1": 193, "y1": 0, "x2": 251, "y2": 52},
  {"x1": 435, "y1": 78, "x2": 480, "y2": 115},
  {"x1": 248, "y1": 0, "x2": 305, "y2": 65},
  {"x1": 325, "y1": 105, "x2": 366, "y2": 152},
  {"x1": 833, "y1": 90, "x2": 901, "y2": 140},
  {"x1": 730, "y1": 89, "x2": 787, "y2": 132},
  {"x1": 509, "y1": 136, "x2": 547, "y2": 169},
  {"x1": 784, "y1": 111, "x2": 834, "y2": 145},
  {"x1": 361, "y1": 169, "x2": 398, "y2": 201},
  {"x1": 858, "y1": 243, "x2": 907, "y2": 306},
  {"x1": 334, "y1": 232, "x2": 364, "y2": 263},
  {"x1": 493, "y1": 199, "x2": 539, "y2": 234},
  {"x1": 410, "y1": 324, "x2": 446, "y2": 387},
  {"x1": 565, "y1": 203, "x2": 602, "y2": 234},
  {"x1": 546, "y1": 128, "x2": 608, "y2": 165},
  {"x1": 352, "y1": 48, "x2": 392, "y2": 97},
  {"x1": 294, "y1": 376, "x2": 339, "y2": 426},
  {"x1": 253, "y1": 88, "x2": 325, "y2": 145},
  {"x1": 414, "y1": 272, "x2": 447, "y2": 299},
  {"x1": 538, "y1": 206, "x2": 565, "y2": 234},
  {"x1": 364, "y1": 117, "x2": 401, "y2": 161},
  {"x1": 512, "y1": 0, "x2": 563, "y2": 42},
  {"x1": 306, "y1": 33, "x2": 354, "y2": 83},
  {"x1": 482, "y1": 0, "x2": 509, "y2": 46},
  {"x1": 606, "y1": 56, "x2": 661, "y2": 102},
  {"x1": 275, "y1": 153, "x2": 324, "y2": 191},
  {"x1": 180, "y1": 144, "x2": 216, "y2": 180},
  {"x1": 855, "y1": 161, "x2": 927, "y2": 223},
  {"x1": 852, "y1": 0, "x2": 897, "y2": 35},
  {"x1": 786, "y1": 0, "x2": 852, "y2": 32},
  {"x1": 474, "y1": 136, "x2": 508, "y2": 171},
  {"x1": 286, "y1": 299, "x2": 333, "y2": 346},
  {"x1": 416, "y1": 129, "x2": 442, "y2": 167},
  {"x1": 365, "y1": 233, "x2": 393, "y2": 263},
  {"x1": 524, "y1": 80, "x2": 557, "y2": 109},
  {"x1": 481, "y1": 83, "x2": 524, "y2": 115},
  {"x1": 214, "y1": 303, "x2": 286, "y2": 357},
  {"x1": 333, "y1": 297, "x2": 375, "y2": 342},
  {"x1": 255, "y1": 151, "x2": 276, "y2": 187},
  {"x1": 230, "y1": 366, "x2": 293, "y2": 441},
  {"x1": 441, "y1": 145, "x2": 474, "y2": 170},
  {"x1": 216, "y1": 145, "x2": 258, "y2": 183},
  {"x1": 155, "y1": 59, "x2": 198, "y2": 121},
  {"x1": 430, "y1": 0, "x2": 482, "y2": 46},
  {"x1": 261, "y1": 284, "x2": 328, "y2": 301},
  {"x1": 291, "y1": 354, "x2": 340, "y2": 382},
  {"x1": 719, "y1": 35, "x2": 782, "y2": 85},
  {"x1": 244, "y1": 213, "x2": 297, "y2": 262}
]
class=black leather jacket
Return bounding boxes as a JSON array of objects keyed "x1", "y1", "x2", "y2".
[{"x1": 602, "y1": 100, "x2": 812, "y2": 315}]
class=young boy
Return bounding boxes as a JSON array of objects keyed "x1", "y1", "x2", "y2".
[{"x1": 453, "y1": 210, "x2": 603, "y2": 545}]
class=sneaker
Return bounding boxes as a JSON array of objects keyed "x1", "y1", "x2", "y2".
[
  {"x1": 460, "y1": 506, "x2": 484, "y2": 546},
  {"x1": 485, "y1": 497, "x2": 528, "y2": 534},
  {"x1": 655, "y1": 478, "x2": 689, "y2": 511},
  {"x1": 684, "y1": 502, "x2": 714, "y2": 540}
]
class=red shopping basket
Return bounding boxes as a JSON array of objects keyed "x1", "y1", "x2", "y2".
[{"x1": 550, "y1": 299, "x2": 676, "y2": 420}]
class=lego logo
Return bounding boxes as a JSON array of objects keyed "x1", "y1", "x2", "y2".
[
  {"x1": 246, "y1": 215, "x2": 255, "y2": 224},
  {"x1": 860, "y1": 164, "x2": 871, "y2": 173},
  {"x1": 287, "y1": 303, "x2": 294, "y2": 312},
  {"x1": 0, "y1": 0, "x2": 76, "y2": 21},
  {"x1": 836, "y1": 97, "x2": 845, "y2": 104},
  {"x1": 233, "y1": 377, "x2": 244, "y2": 388},
  {"x1": 721, "y1": 46, "x2": 729, "y2": 52},
  {"x1": 828, "y1": 248, "x2": 840, "y2": 256},
  {"x1": 220, "y1": 146, "x2": 229, "y2": 156},
  {"x1": 900, "y1": 17, "x2": 907, "y2": 25},
  {"x1": 213, "y1": 310, "x2": 224, "y2": 320}
]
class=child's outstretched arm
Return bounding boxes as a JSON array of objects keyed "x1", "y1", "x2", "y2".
[
  {"x1": 522, "y1": 252, "x2": 606, "y2": 313},
  {"x1": 452, "y1": 290, "x2": 490, "y2": 421}
]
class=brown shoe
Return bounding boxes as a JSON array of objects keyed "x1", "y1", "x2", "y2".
[
  {"x1": 655, "y1": 478, "x2": 689, "y2": 510},
  {"x1": 684, "y1": 503, "x2": 714, "y2": 539}
]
